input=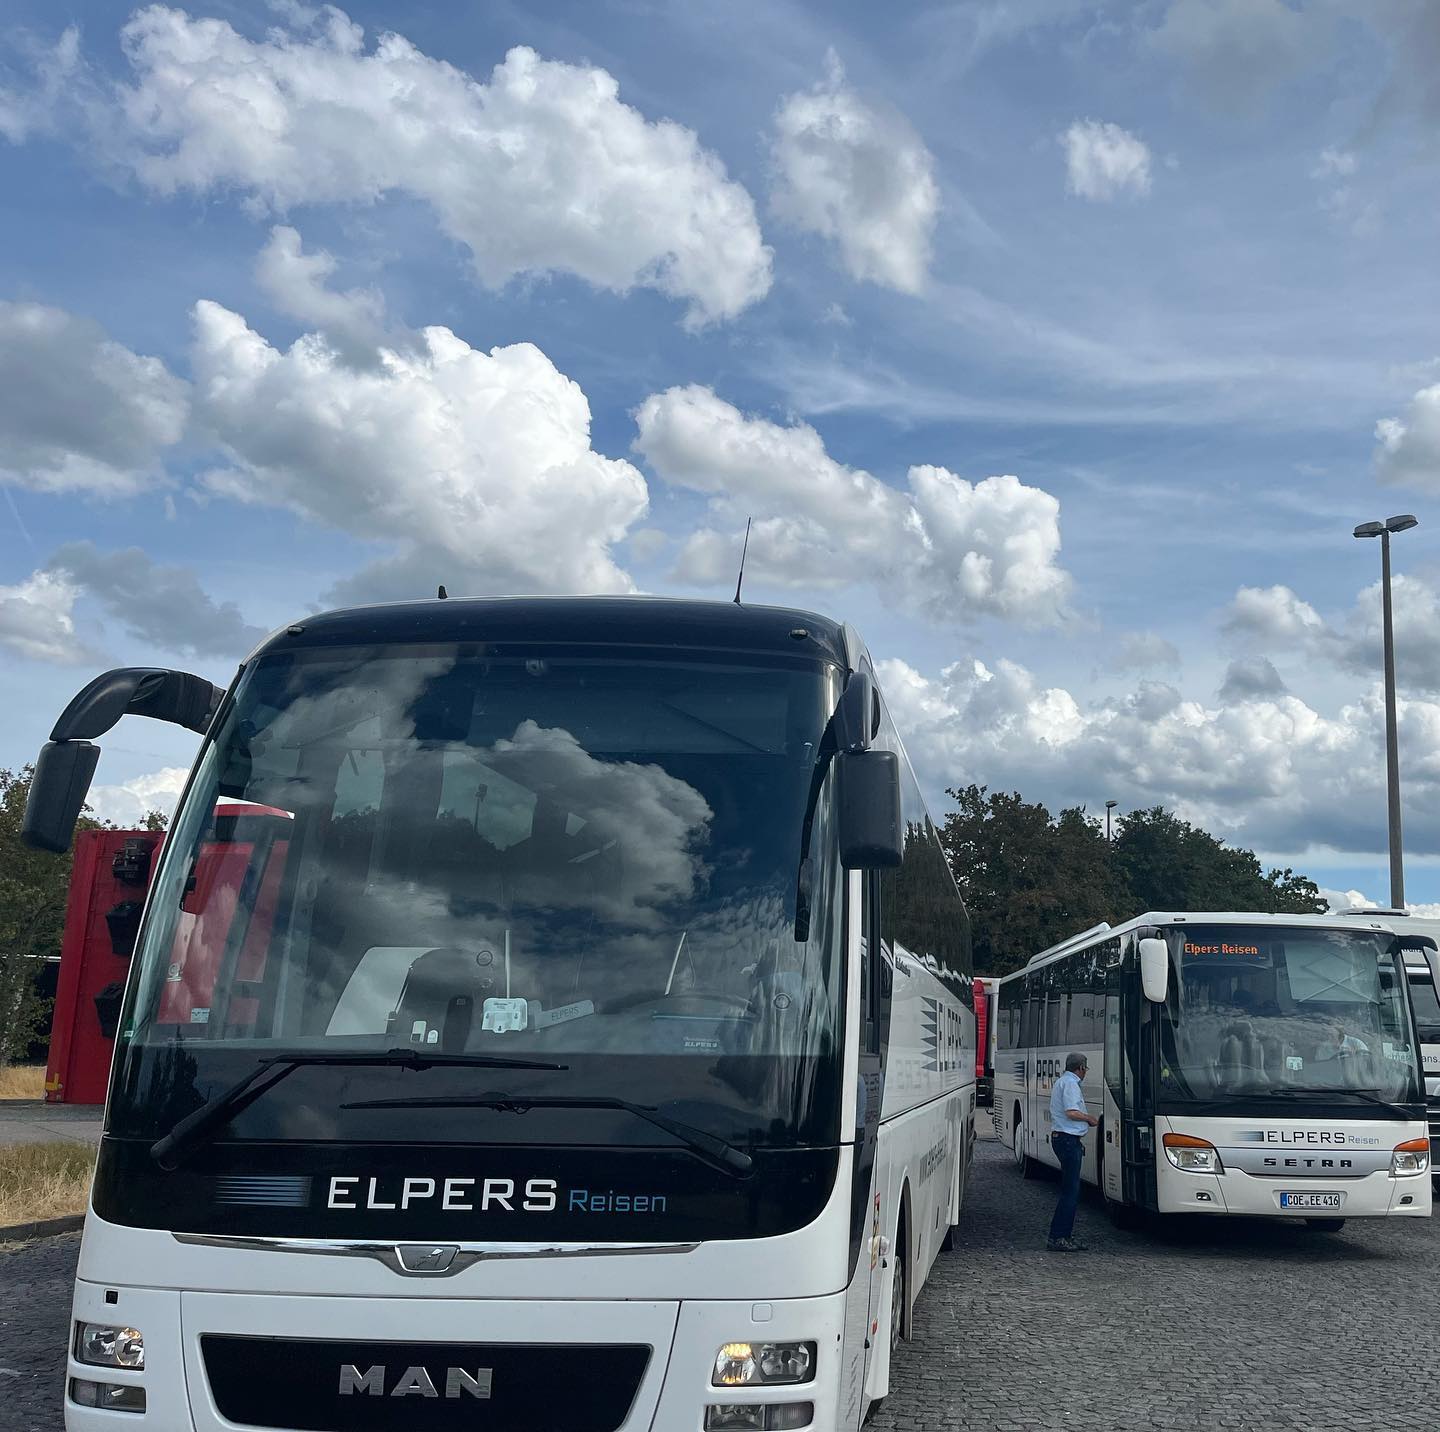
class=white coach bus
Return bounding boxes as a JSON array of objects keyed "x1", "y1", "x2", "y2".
[
  {"x1": 24, "y1": 596, "x2": 975, "y2": 1431},
  {"x1": 1346, "y1": 912, "x2": 1440, "y2": 1191},
  {"x1": 993, "y1": 913, "x2": 1435, "y2": 1228}
]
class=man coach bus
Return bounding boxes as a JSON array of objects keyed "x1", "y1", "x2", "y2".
[{"x1": 24, "y1": 596, "x2": 976, "y2": 1431}]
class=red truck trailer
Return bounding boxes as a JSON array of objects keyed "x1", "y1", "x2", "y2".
[
  {"x1": 44, "y1": 803, "x2": 293, "y2": 1103},
  {"x1": 45, "y1": 828, "x2": 162, "y2": 1104},
  {"x1": 973, "y1": 974, "x2": 998, "y2": 1107}
]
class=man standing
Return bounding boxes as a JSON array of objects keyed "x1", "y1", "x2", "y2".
[{"x1": 1047, "y1": 1052, "x2": 1098, "y2": 1252}]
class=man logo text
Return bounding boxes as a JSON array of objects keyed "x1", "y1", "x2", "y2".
[{"x1": 338, "y1": 1365, "x2": 493, "y2": 1399}]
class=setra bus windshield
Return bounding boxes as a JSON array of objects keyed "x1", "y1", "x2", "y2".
[
  {"x1": 1157, "y1": 924, "x2": 1422, "y2": 1105},
  {"x1": 108, "y1": 643, "x2": 848, "y2": 1152}
]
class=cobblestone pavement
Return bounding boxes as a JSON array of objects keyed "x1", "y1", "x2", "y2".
[
  {"x1": 2, "y1": 1144, "x2": 1435, "y2": 1432},
  {"x1": 0, "y1": 1232, "x2": 77, "y2": 1432},
  {"x1": 871, "y1": 1136, "x2": 1439, "y2": 1431}
]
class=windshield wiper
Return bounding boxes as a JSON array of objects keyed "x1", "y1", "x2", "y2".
[
  {"x1": 1263, "y1": 1086, "x2": 1413, "y2": 1113},
  {"x1": 150, "y1": 1050, "x2": 568, "y2": 1171},
  {"x1": 340, "y1": 1093, "x2": 754, "y2": 1178}
]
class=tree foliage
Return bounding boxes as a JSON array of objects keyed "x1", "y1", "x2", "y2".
[
  {"x1": 940, "y1": 786, "x2": 1327, "y2": 976},
  {"x1": 0, "y1": 768, "x2": 87, "y2": 1065}
]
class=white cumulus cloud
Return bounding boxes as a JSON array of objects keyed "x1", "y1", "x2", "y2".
[
  {"x1": 633, "y1": 384, "x2": 1070, "y2": 625},
  {"x1": 48, "y1": 6, "x2": 769, "y2": 327},
  {"x1": 1062, "y1": 119, "x2": 1152, "y2": 202},
  {"x1": 0, "y1": 300, "x2": 188, "y2": 494},
  {"x1": 0, "y1": 569, "x2": 86, "y2": 663},
  {"x1": 878, "y1": 655, "x2": 1440, "y2": 859},
  {"x1": 770, "y1": 54, "x2": 938, "y2": 293},
  {"x1": 1375, "y1": 382, "x2": 1440, "y2": 490},
  {"x1": 190, "y1": 300, "x2": 649, "y2": 604},
  {"x1": 255, "y1": 225, "x2": 387, "y2": 358},
  {"x1": 87, "y1": 766, "x2": 191, "y2": 827},
  {"x1": 1225, "y1": 575, "x2": 1440, "y2": 693}
]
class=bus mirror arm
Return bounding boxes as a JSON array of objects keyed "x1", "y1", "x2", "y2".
[
  {"x1": 22, "y1": 667, "x2": 224, "y2": 855},
  {"x1": 1138, "y1": 937, "x2": 1170, "y2": 1004}
]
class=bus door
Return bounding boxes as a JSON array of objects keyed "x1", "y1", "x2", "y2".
[{"x1": 1111, "y1": 939, "x2": 1159, "y2": 1210}]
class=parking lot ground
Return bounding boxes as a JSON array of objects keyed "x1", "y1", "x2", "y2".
[
  {"x1": 2, "y1": 1137, "x2": 1435, "y2": 1432},
  {"x1": 871, "y1": 1136, "x2": 1439, "y2": 1431},
  {"x1": 0, "y1": 1231, "x2": 77, "y2": 1432}
]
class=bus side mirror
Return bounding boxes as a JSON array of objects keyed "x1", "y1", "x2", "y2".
[
  {"x1": 837, "y1": 748, "x2": 903, "y2": 869},
  {"x1": 1139, "y1": 937, "x2": 1169, "y2": 1003},
  {"x1": 22, "y1": 666, "x2": 223, "y2": 854},
  {"x1": 21, "y1": 739, "x2": 102, "y2": 854}
]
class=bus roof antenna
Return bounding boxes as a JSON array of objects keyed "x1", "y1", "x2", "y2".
[
  {"x1": 733, "y1": 517, "x2": 752, "y2": 606},
  {"x1": 437, "y1": 585, "x2": 448, "y2": 600}
]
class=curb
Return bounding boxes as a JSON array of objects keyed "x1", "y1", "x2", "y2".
[{"x1": 0, "y1": 1214, "x2": 84, "y2": 1245}]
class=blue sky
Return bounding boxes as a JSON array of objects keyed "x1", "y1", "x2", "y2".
[{"x1": 4, "y1": 1, "x2": 1440, "y2": 909}]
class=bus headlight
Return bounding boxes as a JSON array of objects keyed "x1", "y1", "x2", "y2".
[
  {"x1": 1391, "y1": 1138, "x2": 1429, "y2": 1176},
  {"x1": 1162, "y1": 1133, "x2": 1223, "y2": 1174},
  {"x1": 76, "y1": 1323, "x2": 145, "y2": 1369},
  {"x1": 712, "y1": 1341, "x2": 815, "y2": 1386}
]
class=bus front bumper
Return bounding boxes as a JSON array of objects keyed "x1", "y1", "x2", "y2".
[
  {"x1": 64, "y1": 1280, "x2": 847, "y2": 1432},
  {"x1": 1154, "y1": 1115, "x2": 1433, "y2": 1218}
]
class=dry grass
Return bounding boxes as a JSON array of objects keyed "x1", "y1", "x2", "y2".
[
  {"x1": 0, "y1": 1141, "x2": 94, "y2": 1229},
  {"x1": 0, "y1": 1064, "x2": 47, "y2": 1101}
]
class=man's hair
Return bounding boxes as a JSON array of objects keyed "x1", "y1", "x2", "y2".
[{"x1": 1065, "y1": 1052, "x2": 1087, "y2": 1073}]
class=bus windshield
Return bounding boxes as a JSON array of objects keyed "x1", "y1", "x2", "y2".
[
  {"x1": 1157, "y1": 924, "x2": 1422, "y2": 1105},
  {"x1": 110, "y1": 643, "x2": 847, "y2": 1150}
]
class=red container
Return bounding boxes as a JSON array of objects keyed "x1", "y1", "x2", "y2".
[{"x1": 45, "y1": 829, "x2": 162, "y2": 1105}]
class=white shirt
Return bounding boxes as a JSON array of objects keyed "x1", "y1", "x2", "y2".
[{"x1": 1050, "y1": 1070, "x2": 1089, "y2": 1136}]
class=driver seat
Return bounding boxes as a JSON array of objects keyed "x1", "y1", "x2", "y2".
[{"x1": 387, "y1": 947, "x2": 485, "y2": 1053}]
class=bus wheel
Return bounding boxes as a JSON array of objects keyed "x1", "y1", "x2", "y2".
[
  {"x1": 1011, "y1": 1110, "x2": 1028, "y2": 1174},
  {"x1": 1305, "y1": 1218, "x2": 1346, "y2": 1232},
  {"x1": 889, "y1": 1215, "x2": 908, "y2": 1357}
]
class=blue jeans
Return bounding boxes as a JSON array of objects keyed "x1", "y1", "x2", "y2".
[{"x1": 1049, "y1": 1132, "x2": 1083, "y2": 1241}]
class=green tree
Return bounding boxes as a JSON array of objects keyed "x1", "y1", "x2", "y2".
[
  {"x1": 0, "y1": 768, "x2": 89, "y2": 1065},
  {"x1": 938, "y1": 785, "x2": 1123, "y2": 975},
  {"x1": 938, "y1": 788, "x2": 1328, "y2": 977},
  {"x1": 1112, "y1": 807, "x2": 1326, "y2": 917}
]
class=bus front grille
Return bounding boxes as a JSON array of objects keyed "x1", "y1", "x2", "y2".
[{"x1": 201, "y1": 1334, "x2": 651, "y2": 1431}]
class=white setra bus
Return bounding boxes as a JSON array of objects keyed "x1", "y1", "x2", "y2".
[
  {"x1": 1345, "y1": 912, "x2": 1440, "y2": 1191},
  {"x1": 23, "y1": 596, "x2": 975, "y2": 1432},
  {"x1": 993, "y1": 913, "x2": 1435, "y2": 1227}
]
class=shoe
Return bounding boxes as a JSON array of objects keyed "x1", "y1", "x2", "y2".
[{"x1": 1045, "y1": 1238, "x2": 1074, "y2": 1252}]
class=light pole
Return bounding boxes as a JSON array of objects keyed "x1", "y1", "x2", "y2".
[
  {"x1": 1105, "y1": 799, "x2": 1118, "y2": 843},
  {"x1": 1353, "y1": 513, "x2": 1418, "y2": 908}
]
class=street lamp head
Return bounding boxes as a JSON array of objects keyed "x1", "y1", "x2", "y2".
[
  {"x1": 1105, "y1": 800, "x2": 1118, "y2": 810},
  {"x1": 1385, "y1": 514, "x2": 1419, "y2": 533},
  {"x1": 1353, "y1": 520, "x2": 1385, "y2": 538}
]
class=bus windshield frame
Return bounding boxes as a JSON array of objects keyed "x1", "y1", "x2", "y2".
[
  {"x1": 107, "y1": 640, "x2": 850, "y2": 1155},
  {"x1": 1156, "y1": 923, "x2": 1424, "y2": 1110}
]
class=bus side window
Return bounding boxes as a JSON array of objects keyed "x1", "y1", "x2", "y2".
[{"x1": 1021, "y1": 971, "x2": 1039, "y2": 1047}]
